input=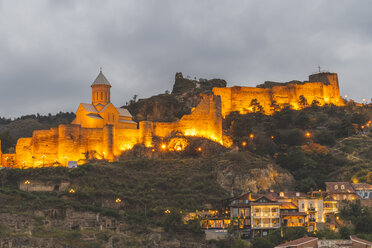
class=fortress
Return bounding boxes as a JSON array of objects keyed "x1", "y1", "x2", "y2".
[{"x1": 0, "y1": 71, "x2": 344, "y2": 168}]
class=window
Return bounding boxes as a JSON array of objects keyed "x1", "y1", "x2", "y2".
[
  {"x1": 96, "y1": 92, "x2": 98, "y2": 100},
  {"x1": 302, "y1": 203, "x2": 305, "y2": 209},
  {"x1": 335, "y1": 185, "x2": 338, "y2": 190},
  {"x1": 232, "y1": 208, "x2": 238, "y2": 217},
  {"x1": 112, "y1": 113, "x2": 114, "y2": 121},
  {"x1": 341, "y1": 185, "x2": 345, "y2": 190},
  {"x1": 101, "y1": 92, "x2": 103, "y2": 100}
]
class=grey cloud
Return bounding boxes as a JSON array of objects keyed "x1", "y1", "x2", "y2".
[{"x1": 0, "y1": 0, "x2": 372, "y2": 118}]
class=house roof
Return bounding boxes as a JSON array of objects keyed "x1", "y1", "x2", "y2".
[
  {"x1": 117, "y1": 107, "x2": 133, "y2": 117},
  {"x1": 86, "y1": 113, "x2": 103, "y2": 119},
  {"x1": 91, "y1": 71, "x2": 111, "y2": 86},
  {"x1": 81, "y1": 103, "x2": 98, "y2": 113},
  {"x1": 99, "y1": 103, "x2": 112, "y2": 112},
  {"x1": 275, "y1": 236, "x2": 318, "y2": 248},
  {"x1": 350, "y1": 235, "x2": 372, "y2": 245},
  {"x1": 352, "y1": 183, "x2": 372, "y2": 191},
  {"x1": 119, "y1": 119, "x2": 136, "y2": 124},
  {"x1": 325, "y1": 182, "x2": 356, "y2": 194},
  {"x1": 280, "y1": 202, "x2": 298, "y2": 209}
]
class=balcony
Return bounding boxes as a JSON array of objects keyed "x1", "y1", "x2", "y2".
[
  {"x1": 253, "y1": 223, "x2": 280, "y2": 229},
  {"x1": 253, "y1": 213, "x2": 279, "y2": 217}
]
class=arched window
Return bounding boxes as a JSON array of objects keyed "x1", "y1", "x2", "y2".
[
  {"x1": 101, "y1": 92, "x2": 103, "y2": 100},
  {"x1": 334, "y1": 185, "x2": 338, "y2": 190},
  {"x1": 341, "y1": 185, "x2": 345, "y2": 190},
  {"x1": 96, "y1": 92, "x2": 98, "y2": 100}
]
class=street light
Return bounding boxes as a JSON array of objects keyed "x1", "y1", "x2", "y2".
[
  {"x1": 69, "y1": 188, "x2": 75, "y2": 194},
  {"x1": 165, "y1": 209, "x2": 171, "y2": 214},
  {"x1": 305, "y1": 132, "x2": 311, "y2": 138},
  {"x1": 249, "y1": 134, "x2": 255, "y2": 139},
  {"x1": 115, "y1": 198, "x2": 122, "y2": 203}
]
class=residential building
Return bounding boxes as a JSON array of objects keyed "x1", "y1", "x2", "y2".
[{"x1": 325, "y1": 182, "x2": 359, "y2": 201}]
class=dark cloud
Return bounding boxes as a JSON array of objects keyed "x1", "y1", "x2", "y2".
[{"x1": 1, "y1": 0, "x2": 372, "y2": 118}]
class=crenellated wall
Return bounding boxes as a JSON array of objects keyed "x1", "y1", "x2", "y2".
[{"x1": 213, "y1": 72, "x2": 344, "y2": 116}]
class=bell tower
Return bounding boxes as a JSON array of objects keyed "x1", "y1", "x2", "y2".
[{"x1": 91, "y1": 69, "x2": 111, "y2": 107}]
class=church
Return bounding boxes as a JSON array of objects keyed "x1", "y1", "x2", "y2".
[
  {"x1": 0, "y1": 70, "x2": 223, "y2": 168},
  {"x1": 72, "y1": 70, "x2": 137, "y2": 129}
]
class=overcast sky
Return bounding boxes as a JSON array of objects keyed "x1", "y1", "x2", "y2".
[{"x1": 0, "y1": 0, "x2": 371, "y2": 118}]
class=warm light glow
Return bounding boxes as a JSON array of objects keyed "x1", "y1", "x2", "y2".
[
  {"x1": 336, "y1": 216, "x2": 339, "y2": 220},
  {"x1": 305, "y1": 132, "x2": 311, "y2": 138},
  {"x1": 197, "y1": 147, "x2": 202, "y2": 152},
  {"x1": 161, "y1": 144, "x2": 166, "y2": 150},
  {"x1": 270, "y1": 136, "x2": 274, "y2": 140},
  {"x1": 361, "y1": 125, "x2": 365, "y2": 129},
  {"x1": 24, "y1": 180, "x2": 30, "y2": 185},
  {"x1": 115, "y1": 198, "x2": 122, "y2": 203},
  {"x1": 242, "y1": 141, "x2": 247, "y2": 147},
  {"x1": 165, "y1": 209, "x2": 171, "y2": 214},
  {"x1": 249, "y1": 134, "x2": 254, "y2": 139},
  {"x1": 69, "y1": 188, "x2": 75, "y2": 194}
]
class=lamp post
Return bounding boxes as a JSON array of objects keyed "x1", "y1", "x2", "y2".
[{"x1": 24, "y1": 180, "x2": 30, "y2": 191}]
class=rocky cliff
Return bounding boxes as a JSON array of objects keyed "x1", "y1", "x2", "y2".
[{"x1": 126, "y1": 72, "x2": 226, "y2": 122}]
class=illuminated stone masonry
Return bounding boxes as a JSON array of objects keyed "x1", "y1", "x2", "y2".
[
  {"x1": 0, "y1": 71, "x2": 344, "y2": 168},
  {"x1": 213, "y1": 72, "x2": 344, "y2": 116}
]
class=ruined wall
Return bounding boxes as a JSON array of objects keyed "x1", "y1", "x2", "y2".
[
  {"x1": 148, "y1": 93, "x2": 223, "y2": 144},
  {"x1": 213, "y1": 73, "x2": 344, "y2": 116}
]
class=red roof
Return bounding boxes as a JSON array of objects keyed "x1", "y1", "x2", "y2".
[
  {"x1": 275, "y1": 236, "x2": 318, "y2": 248},
  {"x1": 350, "y1": 235, "x2": 372, "y2": 245},
  {"x1": 325, "y1": 182, "x2": 356, "y2": 194},
  {"x1": 352, "y1": 183, "x2": 372, "y2": 191}
]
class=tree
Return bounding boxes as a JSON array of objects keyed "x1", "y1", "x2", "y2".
[
  {"x1": 250, "y1": 99, "x2": 264, "y2": 113},
  {"x1": 298, "y1": 95, "x2": 308, "y2": 108},
  {"x1": 249, "y1": 238, "x2": 274, "y2": 248},
  {"x1": 271, "y1": 100, "x2": 281, "y2": 112},
  {"x1": 0, "y1": 130, "x2": 16, "y2": 153}
]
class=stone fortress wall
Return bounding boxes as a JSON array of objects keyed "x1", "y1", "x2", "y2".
[
  {"x1": 1, "y1": 93, "x2": 221, "y2": 167},
  {"x1": 213, "y1": 72, "x2": 344, "y2": 116},
  {"x1": 0, "y1": 72, "x2": 344, "y2": 168}
]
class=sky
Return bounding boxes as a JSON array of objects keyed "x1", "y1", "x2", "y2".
[{"x1": 0, "y1": 0, "x2": 372, "y2": 118}]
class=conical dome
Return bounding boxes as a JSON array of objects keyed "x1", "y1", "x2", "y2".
[{"x1": 91, "y1": 70, "x2": 111, "y2": 86}]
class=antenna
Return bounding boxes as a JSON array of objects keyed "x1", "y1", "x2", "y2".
[
  {"x1": 100, "y1": 67, "x2": 102, "y2": 73},
  {"x1": 318, "y1": 65, "x2": 321, "y2": 73}
]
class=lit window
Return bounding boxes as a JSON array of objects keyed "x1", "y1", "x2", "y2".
[
  {"x1": 341, "y1": 185, "x2": 345, "y2": 190},
  {"x1": 335, "y1": 185, "x2": 338, "y2": 190}
]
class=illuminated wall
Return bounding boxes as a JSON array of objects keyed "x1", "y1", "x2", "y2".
[
  {"x1": 147, "y1": 93, "x2": 223, "y2": 144},
  {"x1": 213, "y1": 72, "x2": 344, "y2": 116},
  {"x1": 1, "y1": 72, "x2": 346, "y2": 168}
]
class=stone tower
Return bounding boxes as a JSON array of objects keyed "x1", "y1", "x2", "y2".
[{"x1": 91, "y1": 69, "x2": 111, "y2": 110}]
